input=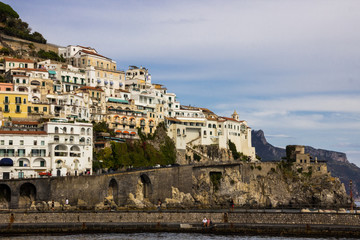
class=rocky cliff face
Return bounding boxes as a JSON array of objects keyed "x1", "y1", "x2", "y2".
[
  {"x1": 190, "y1": 163, "x2": 349, "y2": 208},
  {"x1": 252, "y1": 130, "x2": 360, "y2": 199}
]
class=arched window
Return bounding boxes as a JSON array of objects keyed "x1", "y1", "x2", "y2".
[
  {"x1": 204, "y1": 130, "x2": 207, "y2": 135},
  {"x1": 213, "y1": 124, "x2": 216, "y2": 128},
  {"x1": 177, "y1": 129, "x2": 180, "y2": 135},
  {"x1": 81, "y1": 128, "x2": 85, "y2": 135},
  {"x1": 54, "y1": 135, "x2": 59, "y2": 142},
  {"x1": 208, "y1": 124, "x2": 211, "y2": 128},
  {"x1": 70, "y1": 127, "x2": 74, "y2": 134},
  {"x1": 55, "y1": 127, "x2": 59, "y2": 133},
  {"x1": 87, "y1": 128, "x2": 91, "y2": 135},
  {"x1": 63, "y1": 127, "x2": 67, "y2": 133}
]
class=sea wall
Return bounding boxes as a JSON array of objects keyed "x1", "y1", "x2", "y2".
[{"x1": 1, "y1": 211, "x2": 360, "y2": 237}]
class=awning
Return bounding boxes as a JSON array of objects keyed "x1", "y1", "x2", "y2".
[
  {"x1": 149, "y1": 119, "x2": 154, "y2": 122},
  {"x1": 114, "y1": 115, "x2": 119, "y2": 118},
  {"x1": 48, "y1": 70, "x2": 56, "y2": 75},
  {"x1": 123, "y1": 131, "x2": 129, "y2": 134},
  {"x1": 140, "y1": 118, "x2": 145, "y2": 121},
  {"x1": 0, "y1": 158, "x2": 13, "y2": 166},
  {"x1": 129, "y1": 117, "x2": 135, "y2": 120},
  {"x1": 108, "y1": 98, "x2": 129, "y2": 104},
  {"x1": 115, "y1": 130, "x2": 122, "y2": 133},
  {"x1": 130, "y1": 132, "x2": 136, "y2": 135},
  {"x1": 122, "y1": 116, "x2": 127, "y2": 119}
]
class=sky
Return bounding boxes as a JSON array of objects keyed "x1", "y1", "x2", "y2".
[{"x1": 3, "y1": 0, "x2": 360, "y2": 165}]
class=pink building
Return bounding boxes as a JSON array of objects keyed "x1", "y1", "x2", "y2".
[{"x1": 0, "y1": 82, "x2": 13, "y2": 91}]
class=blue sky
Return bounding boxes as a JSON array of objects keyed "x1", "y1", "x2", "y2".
[{"x1": 4, "y1": 0, "x2": 360, "y2": 165}]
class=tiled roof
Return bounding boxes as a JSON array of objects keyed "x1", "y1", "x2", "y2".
[
  {"x1": 12, "y1": 121, "x2": 39, "y2": 125},
  {"x1": 165, "y1": 117, "x2": 182, "y2": 123},
  {"x1": 221, "y1": 117, "x2": 239, "y2": 122},
  {"x1": 11, "y1": 68, "x2": 48, "y2": 72},
  {"x1": 78, "y1": 86, "x2": 104, "y2": 92},
  {"x1": 0, "y1": 131, "x2": 47, "y2": 135},
  {"x1": 4, "y1": 57, "x2": 34, "y2": 63},
  {"x1": 80, "y1": 50, "x2": 110, "y2": 60}
]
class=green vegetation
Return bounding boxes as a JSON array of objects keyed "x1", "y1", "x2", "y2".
[
  {"x1": 228, "y1": 140, "x2": 249, "y2": 161},
  {"x1": 0, "y1": 2, "x2": 46, "y2": 43},
  {"x1": 92, "y1": 121, "x2": 115, "y2": 137},
  {"x1": 193, "y1": 152, "x2": 201, "y2": 162},
  {"x1": 37, "y1": 49, "x2": 65, "y2": 62},
  {"x1": 286, "y1": 145, "x2": 297, "y2": 162},
  {"x1": 0, "y1": 47, "x2": 10, "y2": 55},
  {"x1": 210, "y1": 172, "x2": 222, "y2": 191},
  {"x1": 0, "y1": 2, "x2": 19, "y2": 21},
  {"x1": 93, "y1": 122, "x2": 176, "y2": 171}
]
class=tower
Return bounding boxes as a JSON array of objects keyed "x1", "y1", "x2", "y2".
[{"x1": 232, "y1": 110, "x2": 239, "y2": 121}]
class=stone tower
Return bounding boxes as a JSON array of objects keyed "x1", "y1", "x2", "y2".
[{"x1": 232, "y1": 110, "x2": 239, "y2": 121}]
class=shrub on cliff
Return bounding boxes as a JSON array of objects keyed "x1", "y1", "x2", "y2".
[{"x1": 94, "y1": 122, "x2": 176, "y2": 171}]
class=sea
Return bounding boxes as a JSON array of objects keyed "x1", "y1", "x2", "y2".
[{"x1": 0, "y1": 233, "x2": 352, "y2": 240}]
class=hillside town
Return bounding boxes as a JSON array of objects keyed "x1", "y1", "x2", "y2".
[{"x1": 0, "y1": 45, "x2": 256, "y2": 180}]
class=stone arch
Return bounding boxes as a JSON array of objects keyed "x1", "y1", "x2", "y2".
[
  {"x1": 108, "y1": 178, "x2": 119, "y2": 205},
  {"x1": 19, "y1": 182, "x2": 36, "y2": 209},
  {"x1": 140, "y1": 174, "x2": 152, "y2": 199},
  {"x1": 0, "y1": 184, "x2": 11, "y2": 209}
]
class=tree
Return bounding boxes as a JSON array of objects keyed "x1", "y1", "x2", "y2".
[{"x1": 0, "y1": 2, "x2": 19, "y2": 22}]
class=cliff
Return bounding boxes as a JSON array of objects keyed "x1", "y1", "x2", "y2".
[{"x1": 252, "y1": 129, "x2": 360, "y2": 199}]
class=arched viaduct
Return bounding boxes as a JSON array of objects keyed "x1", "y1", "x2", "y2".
[{"x1": 0, "y1": 165, "x2": 194, "y2": 209}]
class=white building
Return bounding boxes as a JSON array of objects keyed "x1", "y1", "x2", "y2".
[{"x1": 0, "y1": 120, "x2": 93, "y2": 179}]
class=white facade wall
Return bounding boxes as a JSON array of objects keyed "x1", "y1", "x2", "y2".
[
  {"x1": 0, "y1": 133, "x2": 50, "y2": 179},
  {"x1": 45, "y1": 122, "x2": 93, "y2": 177}
]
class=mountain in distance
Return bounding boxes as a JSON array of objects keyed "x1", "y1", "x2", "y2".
[{"x1": 252, "y1": 129, "x2": 360, "y2": 199}]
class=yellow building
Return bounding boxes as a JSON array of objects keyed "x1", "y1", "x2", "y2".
[{"x1": 0, "y1": 91, "x2": 29, "y2": 120}]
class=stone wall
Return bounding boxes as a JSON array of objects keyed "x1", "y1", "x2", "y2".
[
  {"x1": 0, "y1": 165, "x2": 194, "y2": 209},
  {"x1": 1, "y1": 211, "x2": 360, "y2": 226}
]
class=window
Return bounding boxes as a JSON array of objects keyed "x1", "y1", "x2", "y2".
[
  {"x1": 54, "y1": 136, "x2": 59, "y2": 142},
  {"x1": 4, "y1": 96, "x2": 9, "y2": 104},
  {"x1": 16, "y1": 105, "x2": 21, "y2": 113},
  {"x1": 34, "y1": 107, "x2": 39, "y2": 113},
  {"x1": 63, "y1": 127, "x2": 67, "y2": 133},
  {"x1": 20, "y1": 140, "x2": 24, "y2": 145},
  {"x1": 34, "y1": 140, "x2": 37, "y2": 145},
  {"x1": 55, "y1": 127, "x2": 59, "y2": 133},
  {"x1": 9, "y1": 140, "x2": 13, "y2": 145},
  {"x1": 41, "y1": 141, "x2": 45, "y2": 146},
  {"x1": 23, "y1": 98, "x2": 26, "y2": 104},
  {"x1": 1, "y1": 140, "x2": 4, "y2": 145},
  {"x1": 40, "y1": 160, "x2": 45, "y2": 167},
  {"x1": 43, "y1": 107, "x2": 47, "y2": 112},
  {"x1": 19, "y1": 160, "x2": 24, "y2": 167},
  {"x1": 18, "y1": 149, "x2": 25, "y2": 156},
  {"x1": 23, "y1": 79, "x2": 26, "y2": 84},
  {"x1": 4, "y1": 105, "x2": 8, "y2": 112},
  {"x1": 28, "y1": 106, "x2": 31, "y2": 113},
  {"x1": 18, "y1": 172, "x2": 24, "y2": 179}
]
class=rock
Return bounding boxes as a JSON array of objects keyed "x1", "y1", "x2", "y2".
[{"x1": 165, "y1": 187, "x2": 194, "y2": 208}]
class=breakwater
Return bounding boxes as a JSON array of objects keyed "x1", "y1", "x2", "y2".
[{"x1": 1, "y1": 210, "x2": 360, "y2": 237}]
